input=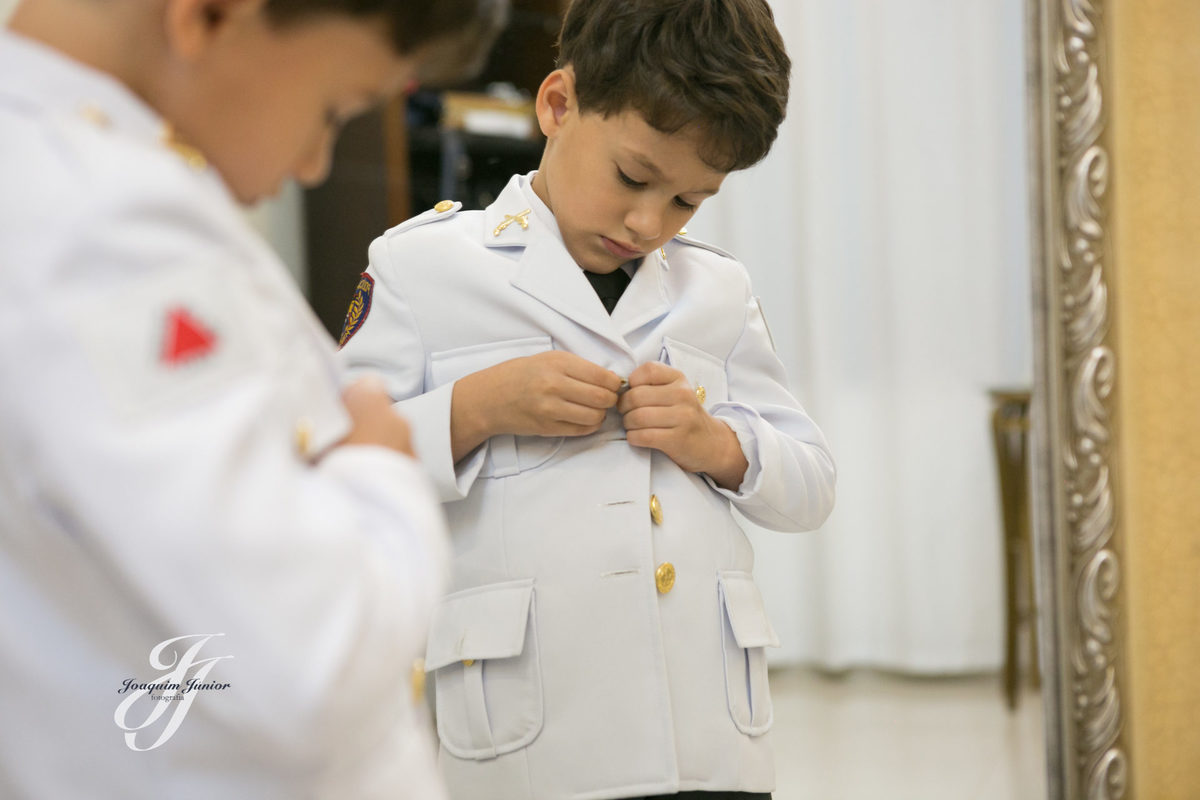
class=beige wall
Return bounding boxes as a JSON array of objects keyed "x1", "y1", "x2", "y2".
[{"x1": 1111, "y1": 0, "x2": 1200, "y2": 795}]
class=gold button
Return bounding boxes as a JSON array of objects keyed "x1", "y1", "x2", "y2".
[
  {"x1": 434, "y1": 200, "x2": 455, "y2": 213},
  {"x1": 679, "y1": 227, "x2": 688, "y2": 236},
  {"x1": 655, "y1": 562, "x2": 676, "y2": 594},
  {"x1": 462, "y1": 659, "x2": 475, "y2": 667},
  {"x1": 294, "y1": 418, "x2": 313, "y2": 458},
  {"x1": 410, "y1": 659, "x2": 426, "y2": 703},
  {"x1": 649, "y1": 494, "x2": 663, "y2": 525},
  {"x1": 695, "y1": 385, "x2": 706, "y2": 405}
]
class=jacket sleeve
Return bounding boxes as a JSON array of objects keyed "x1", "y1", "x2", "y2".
[
  {"x1": 338, "y1": 232, "x2": 488, "y2": 503},
  {"x1": 1, "y1": 180, "x2": 451, "y2": 773},
  {"x1": 705, "y1": 290, "x2": 837, "y2": 532}
]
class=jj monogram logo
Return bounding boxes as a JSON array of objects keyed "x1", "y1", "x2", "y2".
[{"x1": 114, "y1": 633, "x2": 233, "y2": 751}]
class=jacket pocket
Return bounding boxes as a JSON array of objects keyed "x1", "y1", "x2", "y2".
[
  {"x1": 425, "y1": 579, "x2": 543, "y2": 759},
  {"x1": 429, "y1": 337, "x2": 561, "y2": 477},
  {"x1": 717, "y1": 571, "x2": 779, "y2": 736},
  {"x1": 661, "y1": 337, "x2": 729, "y2": 409}
]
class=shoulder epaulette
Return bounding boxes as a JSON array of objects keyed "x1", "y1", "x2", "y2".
[
  {"x1": 672, "y1": 231, "x2": 738, "y2": 261},
  {"x1": 383, "y1": 199, "x2": 463, "y2": 238}
]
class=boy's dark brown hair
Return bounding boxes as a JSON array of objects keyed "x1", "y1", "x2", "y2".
[
  {"x1": 265, "y1": 0, "x2": 508, "y2": 84},
  {"x1": 557, "y1": 0, "x2": 790, "y2": 173}
]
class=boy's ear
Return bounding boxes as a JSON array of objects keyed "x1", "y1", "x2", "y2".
[
  {"x1": 164, "y1": 0, "x2": 266, "y2": 60},
  {"x1": 535, "y1": 68, "x2": 577, "y2": 137}
]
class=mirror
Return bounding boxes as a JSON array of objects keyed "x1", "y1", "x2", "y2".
[
  {"x1": 1, "y1": 0, "x2": 1140, "y2": 796},
  {"x1": 688, "y1": 0, "x2": 1049, "y2": 795}
]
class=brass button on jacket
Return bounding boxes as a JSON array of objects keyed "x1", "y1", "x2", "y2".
[
  {"x1": 649, "y1": 494, "x2": 664, "y2": 525},
  {"x1": 655, "y1": 562, "x2": 676, "y2": 594},
  {"x1": 695, "y1": 385, "x2": 706, "y2": 405},
  {"x1": 410, "y1": 659, "x2": 426, "y2": 703}
]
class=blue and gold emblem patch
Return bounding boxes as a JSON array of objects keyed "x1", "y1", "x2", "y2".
[{"x1": 338, "y1": 273, "x2": 375, "y2": 348}]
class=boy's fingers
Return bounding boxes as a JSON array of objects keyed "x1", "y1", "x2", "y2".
[
  {"x1": 618, "y1": 381, "x2": 690, "y2": 413},
  {"x1": 628, "y1": 360, "x2": 683, "y2": 388},
  {"x1": 550, "y1": 351, "x2": 624, "y2": 392},
  {"x1": 341, "y1": 375, "x2": 393, "y2": 415},
  {"x1": 566, "y1": 379, "x2": 619, "y2": 409}
]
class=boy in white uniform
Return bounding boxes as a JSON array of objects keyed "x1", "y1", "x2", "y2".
[
  {"x1": 0, "y1": 1, "x2": 503, "y2": 798},
  {"x1": 339, "y1": 1, "x2": 836, "y2": 798}
]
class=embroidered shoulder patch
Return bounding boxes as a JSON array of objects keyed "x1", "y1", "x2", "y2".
[{"x1": 338, "y1": 273, "x2": 375, "y2": 348}]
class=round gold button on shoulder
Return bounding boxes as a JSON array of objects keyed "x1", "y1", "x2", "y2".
[
  {"x1": 655, "y1": 562, "x2": 676, "y2": 594},
  {"x1": 695, "y1": 385, "x2": 706, "y2": 405},
  {"x1": 462, "y1": 659, "x2": 475, "y2": 667},
  {"x1": 434, "y1": 200, "x2": 455, "y2": 213},
  {"x1": 649, "y1": 494, "x2": 664, "y2": 525}
]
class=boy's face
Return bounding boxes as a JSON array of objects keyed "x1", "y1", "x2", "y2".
[
  {"x1": 531, "y1": 72, "x2": 727, "y2": 274},
  {"x1": 163, "y1": 12, "x2": 413, "y2": 204}
]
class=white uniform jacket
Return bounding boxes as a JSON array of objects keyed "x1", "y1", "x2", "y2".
[
  {"x1": 339, "y1": 173, "x2": 836, "y2": 800},
  {"x1": 0, "y1": 32, "x2": 447, "y2": 800}
]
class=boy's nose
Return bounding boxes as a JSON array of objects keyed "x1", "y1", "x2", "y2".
[{"x1": 624, "y1": 203, "x2": 663, "y2": 243}]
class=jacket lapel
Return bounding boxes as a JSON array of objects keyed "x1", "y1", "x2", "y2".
[
  {"x1": 611, "y1": 248, "x2": 671, "y2": 337},
  {"x1": 485, "y1": 177, "x2": 633, "y2": 352}
]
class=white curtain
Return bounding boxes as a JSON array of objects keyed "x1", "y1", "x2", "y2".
[{"x1": 691, "y1": 0, "x2": 1033, "y2": 672}]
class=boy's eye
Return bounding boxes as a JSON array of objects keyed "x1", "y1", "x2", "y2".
[
  {"x1": 617, "y1": 168, "x2": 645, "y2": 188},
  {"x1": 674, "y1": 197, "x2": 697, "y2": 212}
]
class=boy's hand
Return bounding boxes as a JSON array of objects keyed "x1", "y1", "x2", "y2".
[
  {"x1": 451, "y1": 351, "x2": 624, "y2": 462},
  {"x1": 338, "y1": 376, "x2": 415, "y2": 457},
  {"x1": 617, "y1": 361, "x2": 749, "y2": 491}
]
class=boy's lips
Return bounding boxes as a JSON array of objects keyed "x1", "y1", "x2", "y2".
[{"x1": 601, "y1": 236, "x2": 644, "y2": 260}]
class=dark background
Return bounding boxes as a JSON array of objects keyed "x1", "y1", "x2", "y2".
[{"x1": 305, "y1": 0, "x2": 564, "y2": 339}]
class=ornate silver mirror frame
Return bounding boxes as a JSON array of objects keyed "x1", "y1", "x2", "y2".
[{"x1": 1027, "y1": 0, "x2": 1131, "y2": 798}]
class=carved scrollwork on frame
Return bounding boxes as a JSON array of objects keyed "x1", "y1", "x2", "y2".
[{"x1": 1047, "y1": 0, "x2": 1130, "y2": 797}]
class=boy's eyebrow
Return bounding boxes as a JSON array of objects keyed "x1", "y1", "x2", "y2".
[{"x1": 628, "y1": 153, "x2": 721, "y2": 196}]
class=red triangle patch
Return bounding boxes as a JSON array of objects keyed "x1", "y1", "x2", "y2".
[{"x1": 161, "y1": 307, "x2": 216, "y2": 366}]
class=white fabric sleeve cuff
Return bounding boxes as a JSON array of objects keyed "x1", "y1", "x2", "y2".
[
  {"x1": 395, "y1": 381, "x2": 486, "y2": 503},
  {"x1": 705, "y1": 402, "x2": 771, "y2": 500}
]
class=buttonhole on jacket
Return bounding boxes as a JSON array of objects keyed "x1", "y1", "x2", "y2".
[
  {"x1": 603, "y1": 500, "x2": 635, "y2": 507},
  {"x1": 601, "y1": 569, "x2": 641, "y2": 579}
]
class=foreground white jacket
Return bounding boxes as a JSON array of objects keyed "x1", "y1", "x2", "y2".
[
  {"x1": 0, "y1": 31, "x2": 447, "y2": 800},
  {"x1": 340, "y1": 173, "x2": 836, "y2": 800}
]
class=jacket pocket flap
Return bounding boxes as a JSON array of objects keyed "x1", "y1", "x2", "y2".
[
  {"x1": 430, "y1": 337, "x2": 553, "y2": 386},
  {"x1": 425, "y1": 579, "x2": 535, "y2": 670},
  {"x1": 719, "y1": 572, "x2": 780, "y2": 648},
  {"x1": 662, "y1": 337, "x2": 728, "y2": 407}
]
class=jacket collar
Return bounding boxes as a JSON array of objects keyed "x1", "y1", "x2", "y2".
[{"x1": 484, "y1": 173, "x2": 672, "y2": 348}]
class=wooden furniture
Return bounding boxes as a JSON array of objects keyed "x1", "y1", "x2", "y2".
[{"x1": 989, "y1": 388, "x2": 1040, "y2": 709}]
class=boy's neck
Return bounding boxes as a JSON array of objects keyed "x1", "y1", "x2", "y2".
[{"x1": 529, "y1": 163, "x2": 553, "y2": 215}]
